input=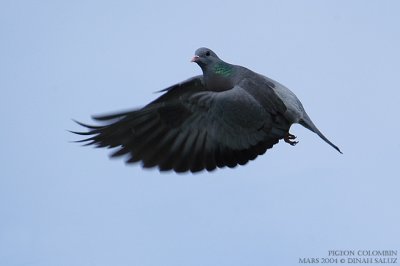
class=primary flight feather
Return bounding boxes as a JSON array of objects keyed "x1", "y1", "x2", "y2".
[{"x1": 72, "y1": 47, "x2": 342, "y2": 173}]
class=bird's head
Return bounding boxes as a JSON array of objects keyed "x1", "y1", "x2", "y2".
[{"x1": 191, "y1": 47, "x2": 220, "y2": 68}]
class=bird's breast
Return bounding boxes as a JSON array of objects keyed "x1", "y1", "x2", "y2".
[{"x1": 205, "y1": 75, "x2": 234, "y2": 92}]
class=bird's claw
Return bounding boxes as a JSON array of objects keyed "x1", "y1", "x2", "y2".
[{"x1": 284, "y1": 133, "x2": 298, "y2": 146}]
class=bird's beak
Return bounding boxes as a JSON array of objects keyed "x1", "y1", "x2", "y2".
[{"x1": 191, "y1": 55, "x2": 199, "y2": 62}]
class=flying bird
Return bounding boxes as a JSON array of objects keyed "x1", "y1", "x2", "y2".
[{"x1": 72, "y1": 47, "x2": 342, "y2": 173}]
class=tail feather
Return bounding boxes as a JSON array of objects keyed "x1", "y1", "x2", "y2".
[{"x1": 299, "y1": 114, "x2": 342, "y2": 154}]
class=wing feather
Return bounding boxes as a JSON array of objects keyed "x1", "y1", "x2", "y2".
[{"x1": 73, "y1": 76, "x2": 291, "y2": 172}]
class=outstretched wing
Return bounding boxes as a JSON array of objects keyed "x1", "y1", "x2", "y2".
[{"x1": 73, "y1": 76, "x2": 290, "y2": 172}]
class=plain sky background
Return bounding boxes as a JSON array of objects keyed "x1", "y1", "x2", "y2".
[{"x1": 1, "y1": 1, "x2": 399, "y2": 265}]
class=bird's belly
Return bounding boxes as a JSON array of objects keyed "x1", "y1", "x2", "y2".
[{"x1": 271, "y1": 84, "x2": 304, "y2": 124}]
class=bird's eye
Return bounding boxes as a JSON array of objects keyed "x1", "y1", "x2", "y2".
[{"x1": 205, "y1": 51, "x2": 211, "y2": 56}]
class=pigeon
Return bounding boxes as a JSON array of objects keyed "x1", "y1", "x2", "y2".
[{"x1": 72, "y1": 47, "x2": 342, "y2": 173}]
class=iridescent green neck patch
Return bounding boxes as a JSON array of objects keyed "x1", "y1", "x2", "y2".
[{"x1": 213, "y1": 63, "x2": 233, "y2": 77}]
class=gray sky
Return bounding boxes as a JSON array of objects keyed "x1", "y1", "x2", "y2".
[{"x1": 1, "y1": 1, "x2": 399, "y2": 265}]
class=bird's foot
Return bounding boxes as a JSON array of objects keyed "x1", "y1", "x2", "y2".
[{"x1": 284, "y1": 133, "x2": 298, "y2": 146}]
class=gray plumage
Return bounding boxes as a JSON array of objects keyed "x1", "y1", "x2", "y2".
[{"x1": 72, "y1": 47, "x2": 341, "y2": 173}]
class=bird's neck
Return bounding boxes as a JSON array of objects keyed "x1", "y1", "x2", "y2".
[
  {"x1": 203, "y1": 62, "x2": 235, "y2": 91},
  {"x1": 213, "y1": 62, "x2": 234, "y2": 77}
]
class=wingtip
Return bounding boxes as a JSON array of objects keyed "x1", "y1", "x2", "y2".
[
  {"x1": 71, "y1": 119, "x2": 103, "y2": 129},
  {"x1": 67, "y1": 139, "x2": 95, "y2": 146},
  {"x1": 154, "y1": 88, "x2": 169, "y2": 94},
  {"x1": 68, "y1": 130, "x2": 94, "y2": 136}
]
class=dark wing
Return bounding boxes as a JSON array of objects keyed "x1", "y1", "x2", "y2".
[{"x1": 73, "y1": 76, "x2": 291, "y2": 173}]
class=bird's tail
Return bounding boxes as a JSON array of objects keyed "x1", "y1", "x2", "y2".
[{"x1": 299, "y1": 113, "x2": 342, "y2": 154}]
